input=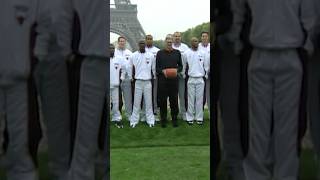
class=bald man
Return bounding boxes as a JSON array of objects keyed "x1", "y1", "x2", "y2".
[
  {"x1": 128, "y1": 40, "x2": 156, "y2": 128},
  {"x1": 140, "y1": 35, "x2": 160, "y2": 122},
  {"x1": 183, "y1": 37, "x2": 209, "y2": 125}
]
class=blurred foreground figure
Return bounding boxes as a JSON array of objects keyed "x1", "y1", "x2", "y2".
[
  {"x1": 308, "y1": 1, "x2": 320, "y2": 179},
  {"x1": 232, "y1": 0, "x2": 316, "y2": 179},
  {"x1": 213, "y1": 0, "x2": 247, "y2": 179},
  {"x1": 0, "y1": 0, "x2": 38, "y2": 179},
  {"x1": 32, "y1": 0, "x2": 72, "y2": 179},
  {"x1": 54, "y1": 0, "x2": 109, "y2": 179}
]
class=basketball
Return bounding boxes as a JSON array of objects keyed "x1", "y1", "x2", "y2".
[{"x1": 164, "y1": 68, "x2": 177, "y2": 79}]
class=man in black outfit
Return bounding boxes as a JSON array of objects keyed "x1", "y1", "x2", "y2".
[{"x1": 156, "y1": 35, "x2": 183, "y2": 128}]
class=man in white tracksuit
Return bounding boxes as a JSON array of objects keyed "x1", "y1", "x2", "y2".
[
  {"x1": 140, "y1": 34, "x2": 160, "y2": 122},
  {"x1": 110, "y1": 44, "x2": 126, "y2": 128},
  {"x1": 128, "y1": 40, "x2": 156, "y2": 128},
  {"x1": 172, "y1": 32, "x2": 189, "y2": 121},
  {"x1": 198, "y1": 32, "x2": 211, "y2": 111},
  {"x1": 183, "y1": 37, "x2": 210, "y2": 125},
  {"x1": 115, "y1": 37, "x2": 133, "y2": 119}
]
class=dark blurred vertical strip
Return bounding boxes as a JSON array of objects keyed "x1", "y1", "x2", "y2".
[
  {"x1": 28, "y1": 22, "x2": 43, "y2": 167},
  {"x1": 238, "y1": 3, "x2": 252, "y2": 157},
  {"x1": 297, "y1": 48, "x2": 308, "y2": 156},
  {"x1": 67, "y1": 11, "x2": 82, "y2": 161},
  {"x1": 100, "y1": 1, "x2": 110, "y2": 177},
  {"x1": 211, "y1": 0, "x2": 220, "y2": 179}
]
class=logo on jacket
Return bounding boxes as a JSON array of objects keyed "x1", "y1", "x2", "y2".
[{"x1": 114, "y1": 63, "x2": 119, "y2": 70}]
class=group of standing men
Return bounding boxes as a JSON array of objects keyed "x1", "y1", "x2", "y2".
[
  {"x1": 214, "y1": 0, "x2": 320, "y2": 179},
  {"x1": 0, "y1": 0, "x2": 108, "y2": 180},
  {"x1": 109, "y1": 31, "x2": 210, "y2": 128}
]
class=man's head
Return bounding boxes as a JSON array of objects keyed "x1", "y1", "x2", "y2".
[
  {"x1": 110, "y1": 44, "x2": 115, "y2": 57},
  {"x1": 173, "y1": 32, "x2": 182, "y2": 44},
  {"x1": 138, "y1": 40, "x2": 146, "y2": 53},
  {"x1": 201, "y1": 32, "x2": 209, "y2": 45},
  {"x1": 118, "y1": 36, "x2": 126, "y2": 49},
  {"x1": 145, "y1": 34, "x2": 153, "y2": 47},
  {"x1": 191, "y1": 37, "x2": 199, "y2": 50},
  {"x1": 165, "y1": 34, "x2": 173, "y2": 50}
]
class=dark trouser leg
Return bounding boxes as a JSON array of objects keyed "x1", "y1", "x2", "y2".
[
  {"x1": 217, "y1": 35, "x2": 245, "y2": 180},
  {"x1": 273, "y1": 50, "x2": 301, "y2": 180},
  {"x1": 308, "y1": 53, "x2": 320, "y2": 155},
  {"x1": 168, "y1": 79, "x2": 179, "y2": 124},
  {"x1": 35, "y1": 58, "x2": 71, "y2": 180},
  {"x1": 244, "y1": 49, "x2": 274, "y2": 180},
  {"x1": 69, "y1": 57, "x2": 107, "y2": 180},
  {"x1": 4, "y1": 82, "x2": 38, "y2": 180},
  {"x1": 158, "y1": 77, "x2": 168, "y2": 124}
]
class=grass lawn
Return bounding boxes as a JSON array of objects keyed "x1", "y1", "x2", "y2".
[{"x1": 110, "y1": 109, "x2": 211, "y2": 180}]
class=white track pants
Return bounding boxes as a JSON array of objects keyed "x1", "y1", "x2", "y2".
[
  {"x1": 186, "y1": 77, "x2": 205, "y2": 122},
  {"x1": 130, "y1": 80, "x2": 154, "y2": 125}
]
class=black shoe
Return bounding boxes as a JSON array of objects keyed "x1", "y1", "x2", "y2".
[
  {"x1": 161, "y1": 119, "x2": 167, "y2": 128},
  {"x1": 187, "y1": 121, "x2": 194, "y2": 126},
  {"x1": 172, "y1": 121, "x2": 178, "y2": 128},
  {"x1": 115, "y1": 121, "x2": 124, "y2": 128},
  {"x1": 196, "y1": 121, "x2": 203, "y2": 125}
]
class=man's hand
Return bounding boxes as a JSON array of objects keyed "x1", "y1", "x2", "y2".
[{"x1": 162, "y1": 70, "x2": 167, "y2": 78}]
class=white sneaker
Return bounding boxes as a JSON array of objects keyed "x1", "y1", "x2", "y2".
[
  {"x1": 182, "y1": 114, "x2": 187, "y2": 121},
  {"x1": 148, "y1": 123, "x2": 154, "y2": 128},
  {"x1": 130, "y1": 123, "x2": 137, "y2": 128}
]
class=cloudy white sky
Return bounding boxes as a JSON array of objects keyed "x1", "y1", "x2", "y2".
[{"x1": 110, "y1": 0, "x2": 210, "y2": 42}]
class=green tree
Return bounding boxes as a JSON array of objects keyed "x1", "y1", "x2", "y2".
[
  {"x1": 153, "y1": 22, "x2": 211, "y2": 47},
  {"x1": 181, "y1": 22, "x2": 210, "y2": 46},
  {"x1": 153, "y1": 40, "x2": 165, "y2": 49}
]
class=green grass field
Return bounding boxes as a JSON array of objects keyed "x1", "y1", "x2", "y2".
[
  {"x1": 0, "y1": 108, "x2": 318, "y2": 180},
  {"x1": 110, "y1": 110, "x2": 211, "y2": 180}
]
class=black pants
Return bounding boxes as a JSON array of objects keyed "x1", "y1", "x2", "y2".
[{"x1": 158, "y1": 75, "x2": 179, "y2": 123}]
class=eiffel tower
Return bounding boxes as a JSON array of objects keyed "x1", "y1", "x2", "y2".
[{"x1": 110, "y1": 0, "x2": 146, "y2": 51}]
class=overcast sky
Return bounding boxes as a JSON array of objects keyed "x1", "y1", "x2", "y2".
[{"x1": 110, "y1": 0, "x2": 210, "y2": 42}]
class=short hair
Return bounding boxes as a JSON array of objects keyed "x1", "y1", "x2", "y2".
[
  {"x1": 138, "y1": 39, "x2": 145, "y2": 44},
  {"x1": 201, "y1": 31, "x2": 209, "y2": 36},
  {"x1": 118, "y1": 36, "x2": 126, "y2": 42},
  {"x1": 165, "y1": 34, "x2": 173, "y2": 41},
  {"x1": 145, "y1": 34, "x2": 153, "y2": 39}
]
